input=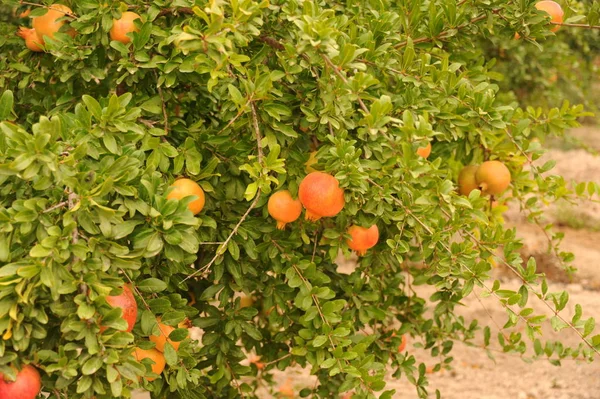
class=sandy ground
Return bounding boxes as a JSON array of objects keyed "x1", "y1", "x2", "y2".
[{"x1": 133, "y1": 127, "x2": 600, "y2": 398}]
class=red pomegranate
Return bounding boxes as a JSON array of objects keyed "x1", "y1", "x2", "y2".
[
  {"x1": 0, "y1": 364, "x2": 41, "y2": 399},
  {"x1": 346, "y1": 225, "x2": 379, "y2": 256},
  {"x1": 103, "y1": 285, "x2": 138, "y2": 332},
  {"x1": 298, "y1": 172, "x2": 345, "y2": 221}
]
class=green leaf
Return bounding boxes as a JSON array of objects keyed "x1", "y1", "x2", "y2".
[
  {"x1": 0, "y1": 91, "x2": 14, "y2": 120},
  {"x1": 137, "y1": 278, "x2": 168, "y2": 293},
  {"x1": 82, "y1": 357, "x2": 103, "y2": 375}
]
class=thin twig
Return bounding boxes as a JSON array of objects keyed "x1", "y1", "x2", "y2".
[
  {"x1": 320, "y1": 54, "x2": 370, "y2": 114},
  {"x1": 155, "y1": 76, "x2": 169, "y2": 135},
  {"x1": 43, "y1": 201, "x2": 68, "y2": 213},
  {"x1": 262, "y1": 353, "x2": 292, "y2": 366},
  {"x1": 552, "y1": 22, "x2": 600, "y2": 30},
  {"x1": 68, "y1": 193, "x2": 78, "y2": 244},
  {"x1": 181, "y1": 105, "x2": 265, "y2": 283},
  {"x1": 181, "y1": 194, "x2": 261, "y2": 282},
  {"x1": 156, "y1": 7, "x2": 194, "y2": 16},
  {"x1": 19, "y1": 1, "x2": 76, "y2": 17},
  {"x1": 250, "y1": 102, "x2": 264, "y2": 164},
  {"x1": 225, "y1": 360, "x2": 245, "y2": 397}
]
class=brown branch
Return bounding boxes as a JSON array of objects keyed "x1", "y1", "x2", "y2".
[
  {"x1": 394, "y1": 9, "x2": 496, "y2": 49},
  {"x1": 181, "y1": 193, "x2": 261, "y2": 283},
  {"x1": 258, "y1": 35, "x2": 284, "y2": 50},
  {"x1": 551, "y1": 21, "x2": 600, "y2": 30},
  {"x1": 181, "y1": 108, "x2": 265, "y2": 283},
  {"x1": 320, "y1": 54, "x2": 370, "y2": 114},
  {"x1": 68, "y1": 192, "x2": 78, "y2": 244},
  {"x1": 19, "y1": 1, "x2": 76, "y2": 17},
  {"x1": 155, "y1": 74, "x2": 169, "y2": 135},
  {"x1": 250, "y1": 102, "x2": 264, "y2": 164},
  {"x1": 157, "y1": 7, "x2": 194, "y2": 17},
  {"x1": 43, "y1": 201, "x2": 68, "y2": 213}
]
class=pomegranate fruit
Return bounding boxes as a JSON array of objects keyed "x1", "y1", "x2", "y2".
[
  {"x1": 298, "y1": 172, "x2": 345, "y2": 221},
  {"x1": 167, "y1": 178, "x2": 205, "y2": 215},
  {"x1": 0, "y1": 365, "x2": 41, "y2": 399},
  {"x1": 346, "y1": 225, "x2": 379, "y2": 256},
  {"x1": 267, "y1": 190, "x2": 302, "y2": 229},
  {"x1": 416, "y1": 142, "x2": 432, "y2": 159},
  {"x1": 109, "y1": 12, "x2": 141, "y2": 44},
  {"x1": 149, "y1": 318, "x2": 188, "y2": 352},
  {"x1": 133, "y1": 347, "x2": 165, "y2": 381},
  {"x1": 32, "y1": 4, "x2": 75, "y2": 43},
  {"x1": 17, "y1": 27, "x2": 43, "y2": 52},
  {"x1": 398, "y1": 334, "x2": 408, "y2": 352},
  {"x1": 457, "y1": 165, "x2": 479, "y2": 196},
  {"x1": 104, "y1": 285, "x2": 138, "y2": 333},
  {"x1": 475, "y1": 161, "x2": 511, "y2": 196},
  {"x1": 536, "y1": 1, "x2": 564, "y2": 32}
]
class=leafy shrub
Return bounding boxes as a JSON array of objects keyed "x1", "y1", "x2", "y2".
[{"x1": 0, "y1": 1, "x2": 599, "y2": 398}]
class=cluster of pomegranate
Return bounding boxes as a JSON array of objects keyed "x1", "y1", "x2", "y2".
[
  {"x1": 17, "y1": 4, "x2": 140, "y2": 52},
  {"x1": 458, "y1": 160, "x2": 512, "y2": 197},
  {"x1": 267, "y1": 171, "x2": 379, "y2": 257}
]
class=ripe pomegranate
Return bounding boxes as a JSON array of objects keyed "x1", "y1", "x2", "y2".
[
  {"x1": 17, "y1": 27, "x2": 43, "y2": 52},
  {"x1": 346, "y1": 225, "x2": 379, "y2": 256},
  {"x1": 18, "y1": 9, "x2": 32, "y2": 19},
  {"x1": 133, "y1": 347, "x2": 165, "y2": 381},
  {"x1": 149, "y1": 318, "x2": 189, "y2": 352},
  {"x1": 267, "y1": 190, "x2": 302, "y2": 229},
  {"x1": 167, "y1": 178, "x2": 205, "y2": 215},
  {"x1": 110, "y1": 12, "x2": 141, "y2": 44},
  {"x1": 398, "y1": 334, "x2": 408, "y2": 352},
  {"x1": 536, "y1": 1, "x2": 564, "y2": 32},
  {"x1": 239, "y1": 295, "x2": 254, "y2": 309},
  {"x1": 104, "y1": 285, "x2": 138, "y2": 333},
  {"x1": 475, "y1": 161, "x2": 511, "y2": 196},
  {"x1": 0, "y1": 365, "x2": 41, "y2": 399},
  {"x1": 298, "y1": 172, "x2": 345, "y2": 221},
  {"x1": 416, "y1": 142, "x2": 432, "y2": 159},
  {"x1": 32, "y1": 4, "x2": 76, "y2": 43},
  {"x1": 457, "y1": 165, "x2": 479, "y2": 196}
]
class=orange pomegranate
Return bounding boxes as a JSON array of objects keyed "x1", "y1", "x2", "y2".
[
  {"x1": 0, "y1": 364, "x2": 41, "y2": 399},
  {"x1": 416, "y1": 142, "x2": 432, "y2": 159},
  {"x1": 133, "y1": 347, "x2": 166, "y2": 381},
  {"x1": 104, "y1": 285, "x2": 138, "y2": 333},
  {"x1": 109, "y1": 11, "x2": 141, "y2": 44},
  {"x1": 32, "y1": 4, "x2": 76, "y2": 43},
  {"x1": 346, "y1": 225, "x2": 379, "y2": 256},
  {"x1": 475, "y1": 161, "x2": 511, "y2": 196},
  {"x1": 267, "y1": 190, "x2": 302, "y2": 229},
  {"x1": 239, "y1": 295, "x2": 254, "y2": 309},
  {"x1": 149, "y1": 319, "x2": 188, "y2": 352},
  {"x1": 298, "y1": 172, "x2": 345, "y2": 221},
  {"x1": 536, "y1": 1, "x2": 564, "y2": 32},
  {"x1": 398, "y1": 334, "x2": 408, "y2": 352},
  {"x1": 167, "y1": 178, "x2": 205, "y2": 215},
  {"x1": 17, "y1": 28, "x2": 43, "y2": 52},
  {"x1": 18, "y1": 9, "x2": 32, "y2": 18},
  {"x1": 457, "y1": 165, "x2": 479, "y2": 196}
]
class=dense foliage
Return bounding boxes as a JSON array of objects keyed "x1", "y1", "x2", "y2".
[{"x1": 0, "y1": 0, "x2": 599, "y2": 398}]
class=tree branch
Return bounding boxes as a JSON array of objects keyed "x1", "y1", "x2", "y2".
[{"x1": 181, "y1": 104, "x2": 265, "y2": 283}]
